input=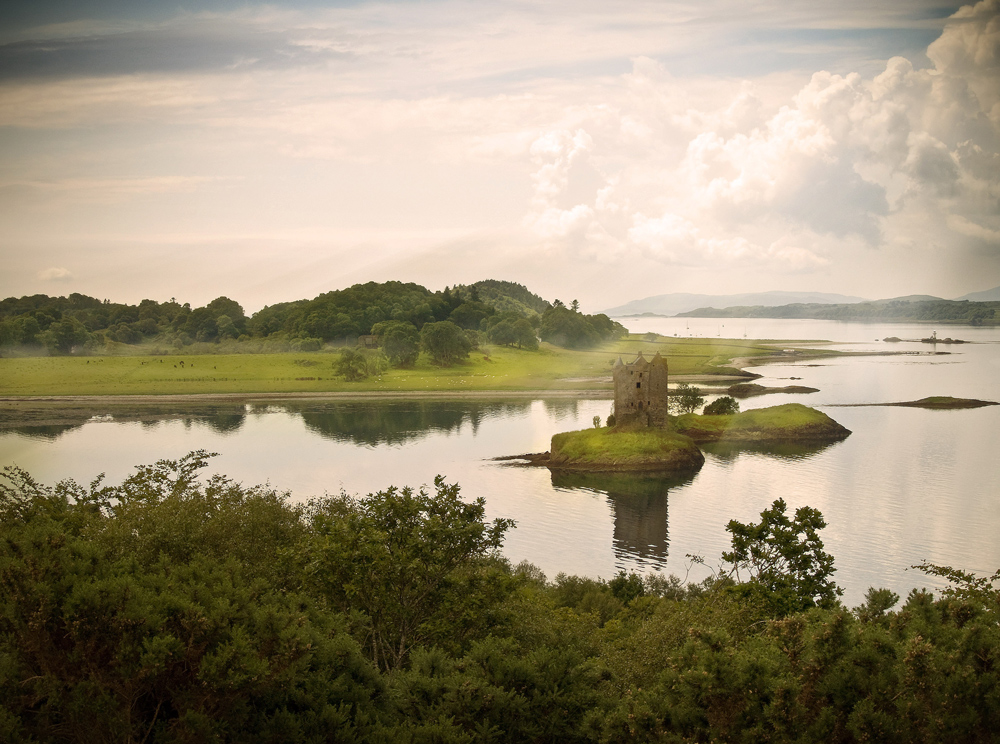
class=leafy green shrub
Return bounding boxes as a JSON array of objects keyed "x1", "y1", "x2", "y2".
[
  {"x1": 303, "y1": 477, "x2": 515, "y2": 671},
  {"x1": 704, "y1": 395, "x2": 740, "y2": 415},
  {"x1": 335, "y1": 347, "x2": 388, "y2": 381},
  {"x1": 0, "y1": 456, "x2": 385, "y2": 743},
  {"x1": 608, "y1": 570, "x2": 645, "y2": 604},
  {"x1": 670, "y1": 383, "x2": 705, "y2": 414}
]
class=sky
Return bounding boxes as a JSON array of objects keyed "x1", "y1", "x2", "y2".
[{"x1": 0, "y1": 0, "x2": 998, "y2": 313}]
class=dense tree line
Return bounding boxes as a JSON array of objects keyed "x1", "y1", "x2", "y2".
[
  {"x1": 539, "y1": 303, "x2": 626, "y2": 349},
  {"x1": 678, "y1": 299, "x2": 1000, "y2": 325},
  {"x1": 1, "y1": 453, "x2": 996, "y2": 742},
  {"x1": 1, "y1": 280, "x2": 625, "y2": 358},
  {"x1": 0, "y1": 293, "x2": 248, "y2": 354},
  {"x1": 463, "y1": 280, "x2": 550, "y2": 316}
]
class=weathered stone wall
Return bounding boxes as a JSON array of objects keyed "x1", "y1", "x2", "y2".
[{"x1": 613, "y1": 352, "x2": 668, "y2": 427}]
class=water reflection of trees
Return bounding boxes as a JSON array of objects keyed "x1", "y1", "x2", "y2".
[
  {"x1": 201, "y1": 412, "x2": 246, "y2": 433},
  {"x1": 0, "y1": 403, "x2": 248, "y2": 439},
  {"x1": 283, "y1": 400, "x2": 533, "y2": 446},
  {"x1": 550, "y1": 471, "x2": 695, "y2": 569},
  {"x1": 542, "y1": 399, "x2": 580, "y2": 422},
  {"x1": 2, "y1": 400, "x2": 534, "y2": 445},
  {"x1": 6, "y1": 424, "x2": 82, "y2": 440},
  {"x1": 118, "y1": 405, "x2": 248, "y2": 435}
]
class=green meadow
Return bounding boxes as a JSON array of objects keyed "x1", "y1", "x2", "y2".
[{"x1": 0, "y1": 336, "x2": 804, "y2": 397}]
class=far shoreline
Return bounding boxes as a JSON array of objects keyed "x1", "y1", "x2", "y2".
[
  {"x1": 0, "y1": 347, "x2": 943, "y2": 407},
  {"x1": 0, "y1": 389, "x2": 613, "y2": 406}
]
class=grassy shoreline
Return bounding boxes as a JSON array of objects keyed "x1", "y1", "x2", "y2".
[{"x1": 0, "y1": 336, "x2": 806, "y2": 398}]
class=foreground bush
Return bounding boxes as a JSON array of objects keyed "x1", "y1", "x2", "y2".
[{"x1": 0, "y1": 454, "x2": 997, "y2": 743}]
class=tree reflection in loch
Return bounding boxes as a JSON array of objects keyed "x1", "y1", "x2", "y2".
[
  {"x1": 0, "y1": 399, "x2": 542, "y2": 448},
  {"x1": 287, "y1": 400, "x2": 533, "y2": 446}
]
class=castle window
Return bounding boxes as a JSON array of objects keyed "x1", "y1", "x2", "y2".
[{"x1": 636, "y1": 382, "x2": 641, "y2": 389}]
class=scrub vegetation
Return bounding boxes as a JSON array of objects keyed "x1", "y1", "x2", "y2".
[{"x1": 1, "y1": 452, "x2": 997, "y2": 743}]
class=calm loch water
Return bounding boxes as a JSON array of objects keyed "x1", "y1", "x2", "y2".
[{"x1": 3, "y1": 318, "x2": 998, "y2": 606}]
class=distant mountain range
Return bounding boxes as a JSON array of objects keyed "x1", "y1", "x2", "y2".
[
  {"x1": 603, "y1": 287, "x2": 1000, "y2": 317},
  {"x1": 601, "y1": 291, "x2": 869, "y2": 317},
  {"x1": 956, "y1": 286, "x2": 1000, "y2": 302}
]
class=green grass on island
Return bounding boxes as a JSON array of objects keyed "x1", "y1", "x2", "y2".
[
  {"x1": 673, "y1": 403, "x2": 851, "y2": 443},
  {"x1": 0, "y1": 335, "x2": 808, "y2": 397},
  {"x1": 549, "y1": 426, "x2": 705, "y2": 473},
  {"x1": 544, "y1": 403, "x2": 851, "y2": 473}
]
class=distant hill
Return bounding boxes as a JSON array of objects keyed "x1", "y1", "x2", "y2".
[
  {"x1": 955, "y1": 286, "x2": 1000, "y2": 302},
  {"x1": 676, "y1": 298, "x2": 999, "y2": 325},
  {"x1": 465, "y1": 279, "x2": 551, "y2": 316},
  {"x1": 870, "y1": 294, "x2": 944, "y2": 304},
  {"x1": 601, "y1": 291, "x2": 868, "y2": 317}
]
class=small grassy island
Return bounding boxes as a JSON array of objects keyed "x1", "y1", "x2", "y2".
[
  {"x1": 884, "y1": 396, "x2": 997, "y2": 409},
  {"x1": 673, "y1": 403, "x2": 852, "y2": 443},
  {"x1": 512, "y1": 404, "x2": 851, "y2": 474},
  {"x1": 547, "y1": 426, "x2": 706, "y2": 473},
  {"x1": 727, "y1": 382, "x2": 820, "y2": 397}
]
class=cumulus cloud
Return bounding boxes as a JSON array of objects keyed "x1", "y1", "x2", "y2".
[
  {"x1": 510, "y1": 0, "x2": 999, "y2": 285},
  {"x1": 38, "y1": 267, "x2": 72, "y2": 281},
  {"x1": 0, "y1": 0, "x2": 997, "y2": 306}
]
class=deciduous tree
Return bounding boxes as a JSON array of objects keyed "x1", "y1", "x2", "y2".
[
  {"x1": 703, "y1": 396, "x2": 740, "y2": 415},
  {"x1": 420, "y1": 321, "x2": 472, "y2": 366},
  {"x1": 722, "y1": 498, "x2": 842, "y2": 614},
  {"x1": 671, "y1": 383, "x2": 706, "y2": 414},
  {"x1": 371, "y1": 320, "x2": 420, "y2": 367}
]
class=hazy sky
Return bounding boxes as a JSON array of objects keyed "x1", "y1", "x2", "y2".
[{"x1": 1, "y1": 0, "x2": 997, "y2": 312}]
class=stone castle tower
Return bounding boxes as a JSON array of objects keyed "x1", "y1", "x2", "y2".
[{"x1": 613, "y1": 351, "x2": 669, "y2": 427}]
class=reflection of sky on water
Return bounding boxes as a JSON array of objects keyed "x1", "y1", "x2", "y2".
[{"x1": 2, "y1": 321, "x2": 998, "y2": 606}]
